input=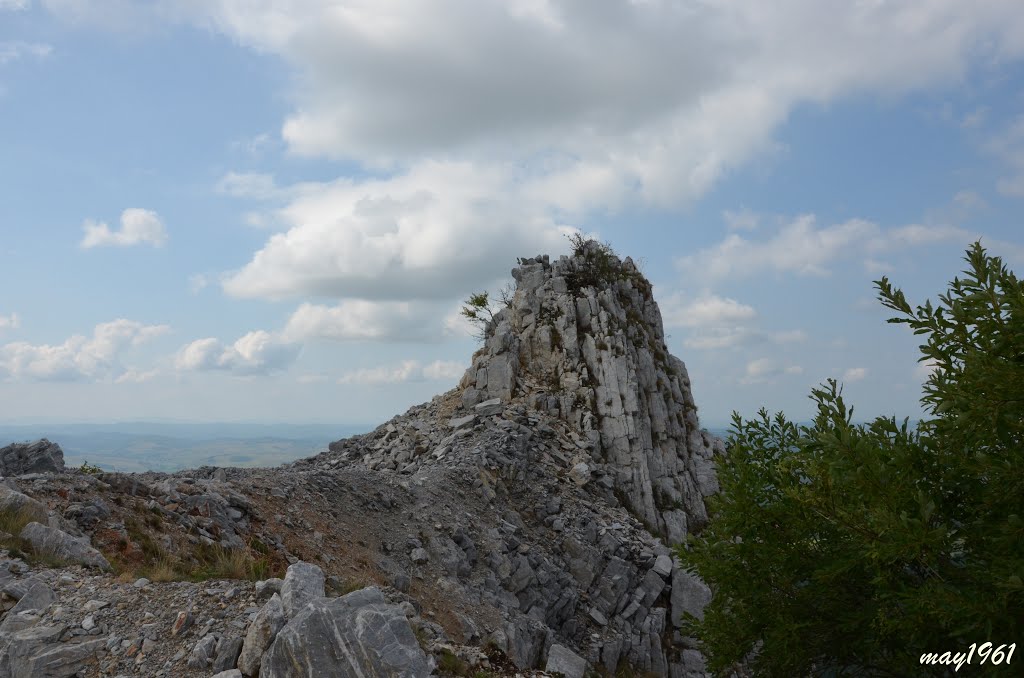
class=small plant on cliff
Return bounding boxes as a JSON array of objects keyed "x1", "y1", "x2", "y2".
[
  {"x1": 460, "y1": 291, "x2": 495, "y2": 341},
  {"x1": 679, "y1": 242, "x2": 1024, "y2": 677},
  {"x1": 78, "y1": 459, "x2": 102, "y2": 475}
]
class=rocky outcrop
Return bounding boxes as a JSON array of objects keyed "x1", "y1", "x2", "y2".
[
  {"x1": 459, "y1": 243, "x2": 721, "y2": 542},
  {"x1": 0, "y1": 441, "x2": 64, "y2": 477}
]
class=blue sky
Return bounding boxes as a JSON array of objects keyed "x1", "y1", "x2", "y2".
[{"x1": 2, "y1": 0, "x2": 1023, "y2": 427}]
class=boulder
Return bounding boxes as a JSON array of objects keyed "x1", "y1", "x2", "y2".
[
  {"x1": 280, "y1": 562, "x2": 325, "y2": 618},
  {"x1": 0, "y1": 440, "x2": 64, "y2": 476},
  {"x1": 237, "y1": 593, "x2": 285, "y2": 676},
  {"x1": 18, "y1": 523, "x2": 110, "y2": 571},
  {"x1": 260, "y1": 587, "x2": 430, "y2": 678}
]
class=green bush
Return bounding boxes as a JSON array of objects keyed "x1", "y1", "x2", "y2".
[{"x1": 679, "y1": 243, "x2": 1024, "y2": 676}]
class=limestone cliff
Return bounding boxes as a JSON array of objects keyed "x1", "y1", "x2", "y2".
[{"x1": 460, "y1": 241, "x2": 721, "y2": 542}]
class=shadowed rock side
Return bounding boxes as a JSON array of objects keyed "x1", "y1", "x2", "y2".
[
  {"x1": 461, "y1": 243, "x2": 721, "y2": 542},
  {"x1": 0, "y1": 244, "x2": 722, "y2": 677}
]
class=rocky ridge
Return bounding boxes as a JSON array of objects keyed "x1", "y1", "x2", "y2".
[{"x1": 0, "y1": 241, "x2": 720, "y2": 677}]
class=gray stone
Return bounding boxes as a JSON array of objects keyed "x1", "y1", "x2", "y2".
[
  {"x1": 0, "y1": 487, "x2": 47, "y2": 524},
  {"x1": 187, "y1": 633, "x2": 217, "y2": 669},
  {"x1": 6, "y1": 630, "x2": 104, "y2": 678},
  {"x1": 237, "y1": 593, "x2": 285, "y2": 676},
  {"x1": 212, "y1": 671, "x2": 243, "y2": 678},
  {"x1": 260, "y1": 587, "x2": 430, "y2": 678},
  {"x1": 474, "y1": 398, "x2": 504, "y2": 416},
  {"x1": 280, "y1": 561, "x2": 325, "y2": 618},
  {"x1": 0, "y1": 440, "x2": 64, "y2": 476},
  {"x1": 254, "y1": 578, "x2": 283, "y2": 600},
  {"x1": 671, "y1": 569, "x2": 712, "y2": 627},
  {"x1": 18, "y1": 523, "x2": 109, "y2": 570},
  {"x1": 448, "y1": 414, "x2": 477, "y2": 430},
  {"x1": 212, "y1": 636, "x2": 243, "y2": 673},
  {"x1": 545, "y1": 643, "x2": 587, "y2": 678},
  {"x1": 652, "y1": 554, "x2": 673, "y2": 578},
  {"x1": 0, "y1": 582, "x2": 55, "y2": 634}
]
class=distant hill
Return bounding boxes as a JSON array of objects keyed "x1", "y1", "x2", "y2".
[{"x1": 0, "y1": 422, "x2": 370, "y2": 473}]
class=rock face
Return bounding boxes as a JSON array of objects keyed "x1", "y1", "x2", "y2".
[
  {"x1": 0, "y1": 440, "x2": 64, "y2": 477},
  {"x1": 460, "y1": 243, "x2": 721, "y2": 542},
  {"x1": 261, "y1": 587, "x2": 430, "y2": 678}
]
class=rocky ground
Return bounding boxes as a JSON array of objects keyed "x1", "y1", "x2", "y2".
[{"x1": 0, "y1": 242, "x2": 721, "y2": 677}]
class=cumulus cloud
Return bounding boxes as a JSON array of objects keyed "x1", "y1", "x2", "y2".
[
  {"x1": 0, "y1": 319, "x2": 169, "y2": 381},
  {"x1": 0, "y1": 41, "x2": 51, "y2": 65},
  {"x1": 80, "y1": 208, "x2": 167, "y2": 249},
  {"x1": 175, "y1": 330, "x2": 300, "y2": 375},
  {"x1": 222, "y1": 162, "x2": 573, "y2": 301},
  {"x1": 338, "y1": 359, "x2": 465, "y2": 385},
  {"x1": 42, "y1": 1, "x2": 1024, "y2": 305}
]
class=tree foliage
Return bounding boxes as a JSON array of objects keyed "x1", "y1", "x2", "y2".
[{"x1": 678, "y1": 243, "x2": 1024, "y2": 676}]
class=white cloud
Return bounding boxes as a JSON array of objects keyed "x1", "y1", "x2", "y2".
[
  {"x1": 843, "y1": 367, "x2": 868, "y2": 382},
  {"x1": 662, "y1": 293, "x2": 757, "y2": 329},
  {"x1": 41, "y1": 1, "x2": 1024, "y2": 303},
  {"x1": 338, "y1": 358, "x2": 466, "y2": 385},
  {"x1": 0, "y1": 1, "x2": 30, "y2": 11},
  {"x1": 80, "y1": 208, "x2": 167, "y2": 249},
  {"x1": 282, "y1": 300, "x2": 447, "y2": 342},
  {"x1": 0, "y1": 313, "x2": 19, "y2": 331},
  {"x1": 422, "y1": 359, "x2": 465, "y2": 380},
  {"x1": 296, "y1": 373, "x2": 328, "y2": 384},
  {"x1": 115, "y1": 368, "x2": 159, "y2": 384},
  {"x1": 222, "y1": 162, "x2": 573, "y2": 302},
  {"x1": 175, "y1": 330, "x2": 300, "y2": 375},
  {"x1": 741, "y1": 358, "x2": 803, "y2": 384},
  {"x1": 0, "y1": 319, "x2": 169, "y2": 381},
  {"x1": 678, "y1": 215, "x2": 977, "y2": 282},
  {"x1": 0, "y1": 41, "x2": 52, "y2": 65}
]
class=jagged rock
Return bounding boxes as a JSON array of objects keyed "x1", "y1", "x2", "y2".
[
  {"x1": 260, "y1": 587, "x2": 430, "y2": 678},
  {"x1": 545, "y1": 643, "x2": 588, "y2": 678},
  {"x1": 237, "y1": 593, "x2": 285, "y2": 676},
  {"x1": 213, "y1": 671, "x2": 243, "y2": 678},
  {"x1": 0, "y1": 582, "x2": 56, "y2": 634},
  {"x1": 2, "y1": 624, "x2": 103, "y2": 678},
  {"x1": 280, "y1": 562, "x2": 325, "y2": 618},
  {"x1": 18, "y1": 523, "x2": 109, "y2": 571},
  {"x1": 0, "y1": 440, "x2": 64, "y2": 477}
]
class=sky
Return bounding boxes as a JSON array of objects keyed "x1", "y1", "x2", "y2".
[{"x1": 1, "y1": 0, "x2": 1023, "y2": 428}]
